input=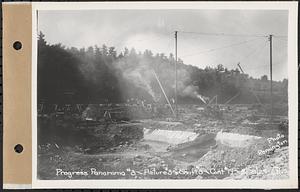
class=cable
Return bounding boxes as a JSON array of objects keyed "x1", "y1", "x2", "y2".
[
  {"x1": 243, "y1": 41, "x2": 270, "y2": 70},
  {"x1": 204, "y1": 39, "x2": 268, "y2": 70},
  {"x1": 273, "y1": 35, "x2": 288, "y2": 38},
  {"x1": 240, "y1": 40, "x2": 285, "y2": 66},
  {"x1": 238, "y1": 39, "x2": 269, "y2": 63},
  {"x1": 274, "y1": 37, "x2": 288, "y2": 44},
  {"x1": 180, "y1": 37, "x2": 263, "y2": 58},
  {"x1": 177, "y1": 30, "x2": 268, "y2": 38}
]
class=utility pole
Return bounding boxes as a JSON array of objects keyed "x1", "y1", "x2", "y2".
[
  {"x1": 269, "y1": 34, "x2": 273, "y2": 121},
  {"x1": 175, "y1": 31, "x2": 178, "y2": 118}
]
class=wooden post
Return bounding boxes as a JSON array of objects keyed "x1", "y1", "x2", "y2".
[
  {"x1": 175, "y1": 31, "x2": 178, "y2": 118},
  {"x1": 269, "y1": 34, "x2": 273, "y2": 121},
  {"x1": 153, "y1": 70, "x2": 176, "y2": 117}
]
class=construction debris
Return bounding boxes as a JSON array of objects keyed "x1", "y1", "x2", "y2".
[{"x1": 38, "y1": 103, "x2": 289, "y2": 180}]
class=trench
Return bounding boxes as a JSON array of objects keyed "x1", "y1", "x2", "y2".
[
  {"x1": 142, "y1": 128, "x2": 217, "y2": 162},
  {"x1": 141, "y1": 128, "x2": 263, "y2": 163}
]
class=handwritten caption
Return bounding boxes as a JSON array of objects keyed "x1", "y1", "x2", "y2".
[
  {"x1": 257, "y1": 133, "x2": 288, "y2": 156},
  {"x1": 56, "y1": 166, "x2": 286, "y2": 179}
]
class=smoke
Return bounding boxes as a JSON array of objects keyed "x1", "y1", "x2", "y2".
[
  {"x1": 177, "y1": 69, "x2": 209, "y2": 104},
  {"x1": 196, "y1": 94, "x2": 208, "y2": 104},
  {"x1": 74, "y1": 47, "x2": 208, "y2": 103},
  {"x1": 180, "y1": 84, "x2": 208, "y2": 104},
  {"x1": 114, "y1": 58, "x2": 209, "y2": 104},
  {"x1": 123, "y1": 66, "x2": 156, "y2": 99},
  {"x1": 113, "y1": 58, "x2": 160, "y2": 101}
]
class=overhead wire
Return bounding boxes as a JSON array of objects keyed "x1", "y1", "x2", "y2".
[
  {"x1": 274, "y1": 37, "x2": 288, "y2": 45},
  {"x1": 245, "y1": 38, "x2": 288, "y2": 70},
  {"x1": 175, "y1": 31, "x2": 277, "y2": 77},
  {"x1": 238, "y1": 39, "x2": 269, "y2": 64},
  {"x1": 178, "y1": 30, "x2": 287, "y2": 38},
  {"x1": 205, "y1": 38, "x2": 267, "y2": 67},
  {"x1": 177, "y1": 30, "x2": 269, "y2": 38},
  {"x1": 180, "y1": 37, "x2": 263, "y2": 58},
  {"x1": 243, "y1": 40, "x2": 270, "y2": 70},
  {"x1": 197, "y1": 37, "x2": 264, "y2": 65},
  {"x1": 273, "y1": 35, "x2": 288, "y2": 38}
]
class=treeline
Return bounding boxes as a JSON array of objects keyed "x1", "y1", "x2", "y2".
[{"x1": 38, "y1": 32, "x2": 287, "y2": 104}]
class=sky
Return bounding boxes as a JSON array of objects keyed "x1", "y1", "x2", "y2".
[{"x1": 38, "y1": 9, "x2": 288, "y2": 81}]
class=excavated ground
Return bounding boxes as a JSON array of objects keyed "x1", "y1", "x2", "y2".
[{"x1": 37, "y1": 104, "x2": 289, "y2": 180}]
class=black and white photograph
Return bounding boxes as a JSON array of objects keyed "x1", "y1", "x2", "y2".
[{"x1": 33, "y1": 2, "x2": 298, "y2": 188}]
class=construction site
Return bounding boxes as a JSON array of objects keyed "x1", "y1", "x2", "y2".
[
  {"x1": 36, "y1": 11, "x2": 289, "y2": 180},
  {"x1": 37, "y1": 93, "x2": 289, "y2": 180}
]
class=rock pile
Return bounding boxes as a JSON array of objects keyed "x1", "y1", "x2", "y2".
[{"x1": 224, "y1": 146, "x2": 289, "y2": 180}]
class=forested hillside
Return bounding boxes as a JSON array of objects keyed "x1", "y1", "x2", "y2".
[{"x1": 37, "y1": 32, "x2": 287, "y2": 104}]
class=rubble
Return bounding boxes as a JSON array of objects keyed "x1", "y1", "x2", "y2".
[
  {"x1": 38, "y1": 103, "x2": 289, "y2": 180},
  {"x1": 224, "y1": 146, "x2": 289, "y2": 180}
]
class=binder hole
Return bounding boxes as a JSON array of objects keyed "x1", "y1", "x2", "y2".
[
  {"x1": 14, "y1": 144, "x2": 23, "y2": 153},
  {"x1": 13, "y1": 41, "x2": 22, "y2": 50}
]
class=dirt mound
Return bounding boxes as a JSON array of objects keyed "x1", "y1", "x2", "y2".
[
  {"x1": 193, "y1": 138, "x2": 272, "y2": 179},
  {"x1": 223, "y1": 146, "x2": 289, "y2": 180}
]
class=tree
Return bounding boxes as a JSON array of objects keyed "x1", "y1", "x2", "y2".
[
  {"x1": 38, "y1": 31, "x2": 47, "y2": 47},
  {"x1": 217, "y1": 64, "x2": 225, "y2": 72},
  {"x1": 87, "y1": 46, "x2": 94, "y2": 58},
  {"x1": 129, "y1": 48, "x2": 137, "y2": 57},
  {"x1": 94, "y1": 45, "x2": 101, "y2": 56},
  {"x1": 37, "y1": 31, "x2": 287, "y2": 105},
  {"x1": 261, "y1": 75, "x2": 268, "y2": 81},
  {"x1": 168, "y1": 53, "x2": 174, "y2": 61},
  {"x1": 144, "y1": 49, "x2": 153, "y2": 58},
  {"x1": 123, "y1": 47, "x2": 129, "y2": 57},
  {"x1": 101, "y1": 44, "x2": 108, "y2": 56},
  {"x1": 108, "y1": 47, "x2": 117, "y2": 58}
]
